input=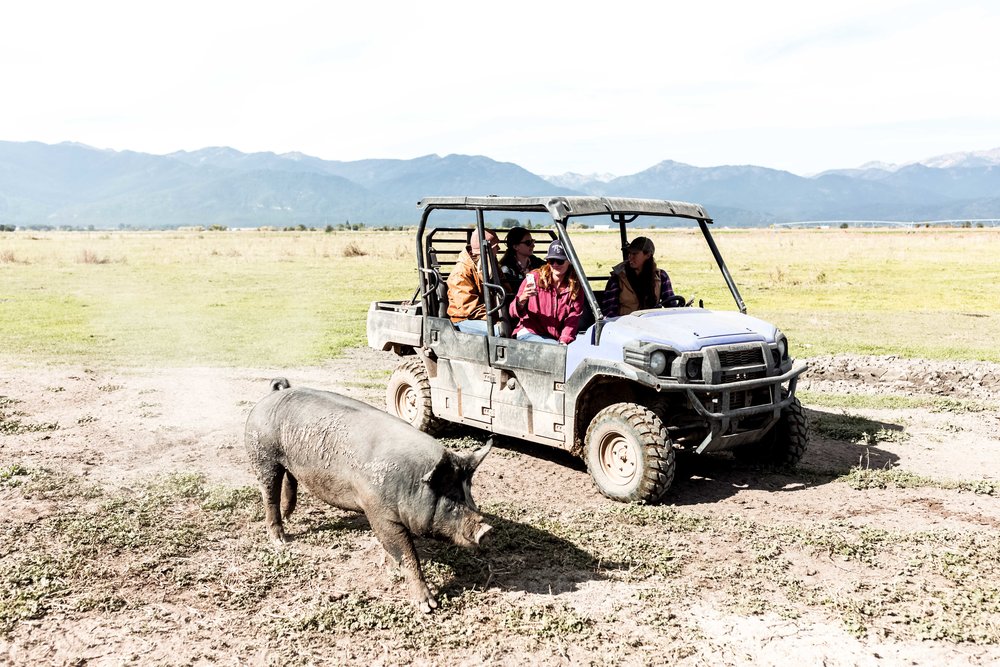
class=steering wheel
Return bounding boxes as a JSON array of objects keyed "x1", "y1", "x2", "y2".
[{"x1": 662, "y1": 294, "x2": 686, "y2": 308}]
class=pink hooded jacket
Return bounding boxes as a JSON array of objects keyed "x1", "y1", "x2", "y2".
[{"x1": 509, "y1": 269, "x2": 585, "y2": 344}]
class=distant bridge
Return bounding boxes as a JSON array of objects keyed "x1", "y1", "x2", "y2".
[{"x1": 773, "y1": 219, "x2": 1000, "y2": 228}]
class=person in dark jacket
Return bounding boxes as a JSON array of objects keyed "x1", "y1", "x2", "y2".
[
  {"x1": 601, "y1": 236, "x2": 677, "y2": 317},
  {"x1": 499, "y1": 226, "x2": 544, "y2": 298}
]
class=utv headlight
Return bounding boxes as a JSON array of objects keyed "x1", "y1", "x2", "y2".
[
  {"x1": 649, "y1": 350, "x2": 668, "y2": 375},
  {"x1": 685, "y1": 358, "x2": 702, "y2": 380},
  {"x1": 773, "y1": 334, "x2": 788, "y2": 366}
]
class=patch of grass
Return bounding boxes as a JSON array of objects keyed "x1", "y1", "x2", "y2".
[
  {"x1": 439, "y1": 433, "x2": 492, "y2": 452},
  {"x1": 930, "y1": 398, "x2": 992, "y2": 413},
  {"x1": 0, "y1": 551, "x2": 69, "y2": 632},
  {"x1": 0, "y1": 465, "x2": 90, "y2": 500},
  {"x1": 0, "y1": 407, "x2": 59, "y2": 435},
  {"x1": 0, "y1": 470, "x2": 295, "y2": 633},
  {"x1": 500, "y1": 602, "x2": 593, "y2": 639},
  {"x1": 799, "y1": 391, "x2": 992, "y2": 413},
  {"x1": 811, "y1": 411, "x2": 908, "y2": 445},
  {"x1": 599, "y1": 503, "x2": 713, "y2": 533},
  {"x1": 153, "y1": 472, "x2": 210, "y2": 500},
  {"x1": 298, "y1": 593, "x2": 416, "y2": 632},
  {"x1": 712, "y1": 513, "x2": 1000, "y2": 641},
  {"x1": 956, "y1": 480, "x2": 1000, "y2": 496},
  {"x1": 201, "y1": 485, "x2": 261, "y2": 515},
  {"x1": 833, "y1": 464, "x2": 1000, "y2": 497},
  {"x1": 0, "y1": 464, "x2": 29, "y2": 486},
  {"x1": 841, "y1": 467, "x2": 934, "y2": 490}
]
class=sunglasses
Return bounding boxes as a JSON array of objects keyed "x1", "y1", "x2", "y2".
[
  {"x1": 547, "y1": 258, "x2": 567, "y2": 266},
  {"x1": 519, "y1": 240, "x2": 535, "y2": 246}
]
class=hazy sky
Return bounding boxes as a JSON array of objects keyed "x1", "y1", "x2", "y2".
[{"x1": 3, "y1": 0, "x2": 998, "y2": 176}]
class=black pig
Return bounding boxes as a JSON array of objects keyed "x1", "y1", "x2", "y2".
[{"x1": 244, "y1": 378, "x2": 491, "y2": 612}]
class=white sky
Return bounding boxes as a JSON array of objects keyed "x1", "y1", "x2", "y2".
[{"x1": 2, "y1": 0, "x2": 998, "y2": 176}]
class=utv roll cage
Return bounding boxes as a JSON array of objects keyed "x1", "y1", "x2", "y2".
[{"x1": 414, "y1": 196, "x2": 748, "y2": 345}]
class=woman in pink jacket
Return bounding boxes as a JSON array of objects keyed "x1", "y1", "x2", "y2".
[{"x1": 509, "y1": 240, "x2": 585, "y2": 345}]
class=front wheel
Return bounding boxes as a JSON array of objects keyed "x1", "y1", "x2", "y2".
[
  {"x1": 386, "y1": 357, "x2": 444, "y2": 435},
  {"x1": 584, "y1": 403, "x2": 675, "y2": 504},
  {"x1": 735, "y1": 395, "x2": 809, "y2": 466}
]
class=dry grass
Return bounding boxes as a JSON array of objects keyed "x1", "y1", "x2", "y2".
[
  {"x1": 77, "y1": 249, "x2": 111, "y2": 264},
  {"x1": 342, "y1": 241, "x2": 367, "y2": 257}
]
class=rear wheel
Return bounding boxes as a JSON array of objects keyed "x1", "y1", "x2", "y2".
[
  {"x1": 584, "y1": 403, "x2": 675, "y2": 504},
  {"x1": 735, "y1": 395, "x2": 809, "y2": 466},
  {"x1": 386, "y1": 357, "x2": 444, "y2": 435}
]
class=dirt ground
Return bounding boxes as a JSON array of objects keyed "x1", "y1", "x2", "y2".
[{"x1": 2, "y1": 349, "x2": 1000, "y2": 665}]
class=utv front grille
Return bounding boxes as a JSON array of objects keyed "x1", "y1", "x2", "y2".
[
  {"x1": 710, "y1": 344, "x2": 769, "y2": 386},
  {"x1": 718, "y1": 348, "x2": 764, "y2": 367}
]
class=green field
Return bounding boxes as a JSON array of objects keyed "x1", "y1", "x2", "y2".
[{"x1": 2, "y1": 228, "x2": 998, "y2": 366}]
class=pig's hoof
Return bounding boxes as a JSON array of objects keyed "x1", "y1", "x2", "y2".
[
  {"x1": 268, "y1": 530, "x2": 291, "y2": 546},
  {"x1": 413, "y1": 585, "x2": 439, "y2": 614},
  {"x1": 417, "y1": 596, "x2": 438, "y2": 614}
]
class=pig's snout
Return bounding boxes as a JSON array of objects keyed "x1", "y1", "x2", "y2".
[
  {"x1": 455, "y1": 516, "x2": 491, "y2": 550},
  {"x1": 474, "y1": 523, "x2": 492, "y2": 546}
]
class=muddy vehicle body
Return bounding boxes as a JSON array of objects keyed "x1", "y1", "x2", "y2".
[{"x1": 368, "y1": 196, "x2": 809, "y2": 503}]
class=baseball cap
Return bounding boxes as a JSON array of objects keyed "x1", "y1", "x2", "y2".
[
  {"x1": 545, "y1": 240, "x2": 568, "y2": 261},
  {"x1": 628, "y1": 237, "x2": 655, "y2": 254}
]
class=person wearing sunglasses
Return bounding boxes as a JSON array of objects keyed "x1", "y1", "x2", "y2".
[
  {"x1": 447, "y1": 228, "x2": 501, "y2": 335},
  {"x1": 509, "y1": 240, "x2": 584, "y2": 345},
  {"x1": 499, "y1": 226, "x2": 544, "y2": 300},
  {"x1": 601, "y1": 236, "x2": 676, "y2": 317}
]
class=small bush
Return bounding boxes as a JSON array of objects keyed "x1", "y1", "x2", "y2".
[
  {"x1": 342, "y1": 242, "x2": 367, "y2": 258},
  {"x1": 78, "y1": 249, "x2": 110, "y2": 264}
]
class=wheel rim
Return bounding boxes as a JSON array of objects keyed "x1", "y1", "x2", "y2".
[
  {"x1": 394, "y1": 383, "x2": 419, "y2": 423},
  {"x1": 598, "y1": 431, "x2": 638, "y2": 487}
]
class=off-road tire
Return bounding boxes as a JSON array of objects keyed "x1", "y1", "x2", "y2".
[
  {"x1": 386, "y1": 357, "x2": 444, "y2": 435},
  {"x1": 735, "y1": 395, "x2": 809, "y2": 466},
  {"x1": 584, "y1": 403, "x2": 675, "y2": 504}
]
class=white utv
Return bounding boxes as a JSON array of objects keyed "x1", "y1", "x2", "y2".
[{"x1": 367, "y1": 196, "x2": 809, "y2": 504}]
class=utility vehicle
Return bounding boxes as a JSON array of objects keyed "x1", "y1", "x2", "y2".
[{"x1": 367, "y1": 196, "x2": 808, "y2": 503}]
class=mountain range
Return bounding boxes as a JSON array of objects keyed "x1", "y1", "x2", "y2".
[{"x1": 2, "y1": 140, "x2": 999, "y2": 228}]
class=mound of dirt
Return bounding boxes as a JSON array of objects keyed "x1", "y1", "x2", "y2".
[{"x1": 803, "y1": 354, "x2": 1000, "y2": 403}]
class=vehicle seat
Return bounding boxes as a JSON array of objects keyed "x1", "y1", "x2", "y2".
[{"x1": 426, "y1": 248, "x2": 451, "y2": 319}]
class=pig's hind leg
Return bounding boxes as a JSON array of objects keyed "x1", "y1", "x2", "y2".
[
  {"x1": 259, "y1": 464, "x2": 292, "y2": 545},
  {"x1": 369, "y1": 517, "x2": 438, "y2": 613},
  {"x1": 281, "y1": 471, "x2": 298, "y2": 520}
]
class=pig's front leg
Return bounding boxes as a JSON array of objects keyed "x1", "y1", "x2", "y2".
[{"x1": 369, "y1": 518, "x2": 437, "y2": 613}]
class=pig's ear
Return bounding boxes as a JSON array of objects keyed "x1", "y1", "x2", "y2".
[
  {"x1": 460, "y1": 441, "x2": 492, "y2": 474},
  {"x1": 421, "y1": 453, "x2": 457, "y2": 490}
]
